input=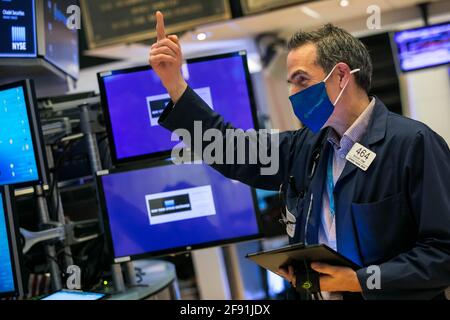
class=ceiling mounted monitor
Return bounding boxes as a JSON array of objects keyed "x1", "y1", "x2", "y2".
[
  {"x1": 0, "y1": 0, "x2": 37, "y2": 58},
  {"x1": 393, "y1": 22, "x2": 450, "y2": 72}
]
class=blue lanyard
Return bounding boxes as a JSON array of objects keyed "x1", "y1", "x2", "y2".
[{"x1": 326, "y1": 151, "x2": 336, "y2": 217}]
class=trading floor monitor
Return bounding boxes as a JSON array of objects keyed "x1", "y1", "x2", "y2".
[
  {"x1": 97, "y1": 161, "x2": 261, "y2": 263},
  {"x1": 0, "y1": 186, "x2": 24, "y2": 298},
  {"x1": 0, "y1": 80, "x2": 47, "y2": 187},
  {"x1": 98, "y1": 51, "x2": 258, "y2": 164}
]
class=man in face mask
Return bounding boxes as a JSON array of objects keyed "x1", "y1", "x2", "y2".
[
  {"x1": 282, "y1": 29, "x2": 372, "y2": 300},
  {"x1": 286, "y1": 33, "x2": 369, "y2": 135},
  {"x1": 150, "y1": 12, "x2": 450, "y2": 300}
]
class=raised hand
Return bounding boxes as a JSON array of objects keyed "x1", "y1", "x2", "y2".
[{"x1": 149, "y1": 11, "x2": 187, "y2": 103}]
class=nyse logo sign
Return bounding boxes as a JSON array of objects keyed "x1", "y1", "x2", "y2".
[{"x1": 11, "y1": 26, "x2": 27, "y2": 51}]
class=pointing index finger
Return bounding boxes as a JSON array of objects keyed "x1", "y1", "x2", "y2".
[{"x1": 156, "y1": 11, "x2": 166, "y2": 42}]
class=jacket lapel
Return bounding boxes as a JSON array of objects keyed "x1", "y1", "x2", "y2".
[{"x1": 335, "y1": 98, "x2": 389, "y2": 188}]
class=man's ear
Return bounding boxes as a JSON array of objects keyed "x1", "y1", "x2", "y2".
[{"x1": 336, "y1": 63, "x2": 351, "y2": 89}]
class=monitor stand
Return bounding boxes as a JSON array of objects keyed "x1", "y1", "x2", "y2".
[
  {"x1": 35, "y1": 184, "x2": 63, "y2": 291},
  {"x1": 124, "y1": 261, "x2": 137, "y2": 286},
  {"x1": 79, "y1": 103, "x2": 127, "y2": 293},
  {"x1": 111, "y1": 263, "x2": 126, "y2": 292}
]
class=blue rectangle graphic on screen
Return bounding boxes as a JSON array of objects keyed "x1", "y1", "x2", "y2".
[
  {"x1": 0, "y1": 193, "x2": 15, "y2": 295},
  {"x1": 394, "y1": 22, "x2": 450, "y2": 72},
  {"x1": 0, "y1": 0, "x2": 37, "y2": 57},
  {"x1": 164, "y1": 200, "x2": 175, "y2": 207},
  {"x1": 100, "y1": 163, "x2": 259, "y2": 260},
  {"x1": 0, "y1": 86, "x2": 39, "y2": 186}
]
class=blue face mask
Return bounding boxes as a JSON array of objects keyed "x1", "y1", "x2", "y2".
[{"x1": 289, "y1": 65, "x2": 360, "y2": 133}]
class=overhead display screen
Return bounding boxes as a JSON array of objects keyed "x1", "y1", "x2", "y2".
[
  {"x1": 0, "y1": 0, "x2": 37, "y2": 58},
  {"x1": 81, "y1": 0, "x2": 230, "y2": 49},
  {"x1": 393, "y1": 22, "x2": 450, "y2": 72},
  {"x1": 43, "y1": 0, "x2": 79, "y2": 78}
]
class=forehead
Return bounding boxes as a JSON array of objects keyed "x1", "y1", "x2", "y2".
[{"x1": 286, "y1": 43, "x2": 319, "y2": 74}]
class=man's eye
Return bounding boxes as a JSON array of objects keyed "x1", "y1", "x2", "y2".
[{"x1": 294, "y1": 75, "x2": 308, "y2": 85}]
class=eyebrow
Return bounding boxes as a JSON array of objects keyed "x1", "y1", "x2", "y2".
[{"x1": 287, "y1": 69, "x2": 310, "y2": 83}]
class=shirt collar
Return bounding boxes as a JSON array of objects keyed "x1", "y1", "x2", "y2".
[{"x1": 327, "y1": 97, "x2": 376, "y2": 155}]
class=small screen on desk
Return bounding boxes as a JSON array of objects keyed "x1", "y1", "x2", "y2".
[
  {"x1": 41, "y1": 290, "x2": 106, "y2": 300},
  {"x1": 99, "y1": 162, "x2": 260, "y2": 261}
]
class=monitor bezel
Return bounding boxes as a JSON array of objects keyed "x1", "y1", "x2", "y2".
[
  {"x1": 97, "y1": 51, "x2": 260, "y2": 166},
  {"x1": 0, "y1": 186, "x2": 25, "y2": 298},
  {"x1": 0, "y1": 79, "x2": 49, "y2": 188},
  {"x1": 96, "y1": 159, "x2": 264, "y2": 263},
  {"x1": 391, "y1": 21, "x2": 450, "y2": 73}
]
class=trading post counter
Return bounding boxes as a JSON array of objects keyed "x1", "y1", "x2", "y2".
[{"x1": 104, "y1": 260, "x2": 180, "y2": 300}]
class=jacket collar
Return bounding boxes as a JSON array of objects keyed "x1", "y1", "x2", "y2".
[
  {"x1": 335, "y1": 97, "x2": 389, "y2": 187},
  {"x1": 363, "y1": 96, "x2": 389, "y2": 147}
]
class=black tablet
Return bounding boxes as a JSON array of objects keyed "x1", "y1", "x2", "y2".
[{"x1": 246, "y1": 243, "x2": 361, "y2": 276}]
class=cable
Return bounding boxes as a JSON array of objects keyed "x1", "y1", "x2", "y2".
[
  {"x1": 48, "y1": 138, "x2": 81, "y2": 220},
  {"x1": 97, "y1": 132, "x2": 112, "y2": 169}
]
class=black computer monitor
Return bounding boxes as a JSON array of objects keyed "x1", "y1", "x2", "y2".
[
  {"x1": 0, "y1": 186, "x2": 24, "y2": 298},
  {"x1": 43, "y1": 0, "x2": 80, "y2": 79},
  {"x1": 0, "y1": 79, "x2": 48, "y2": 187},
  {"x1": 97, "y1": 51, "x2": 258, "y2": 165},
  {"x1": 0, "y1": 0, "x2": 37, "y2": 58},
  {"x1": 96, "y1": 161, "x2": 262, "y2": 263}
]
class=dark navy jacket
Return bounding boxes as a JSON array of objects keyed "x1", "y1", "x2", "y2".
[{"x1": 159, "y1": 86, "x2": 450, "y2": 300}]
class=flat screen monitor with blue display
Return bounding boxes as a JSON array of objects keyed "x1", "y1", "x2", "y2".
[
  {"x1": 97, "y1": 161, "x2": 261, "y2": 262},
  {"x1": 98, "y1": 51, "x2": 258, "y2": 165},
  {"x1": 0, "y1": 0, "x2": 37, "y2": 58},
  {"x1": 0, "y1": 186, "x2": 24, "y2": 298},
  {"x1": 393, "y1": 22, "x2": 450, "y2": 72},
  {"x1": 0, "y1": 80, "x2": 47, "y2": 187}
]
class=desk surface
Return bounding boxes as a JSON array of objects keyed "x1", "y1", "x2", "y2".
[{"x1": 105, "y1": 259, "x2": 176, "y2": 300}]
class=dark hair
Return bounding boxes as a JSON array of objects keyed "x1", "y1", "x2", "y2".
[{"x1": 287, "y1": 24, "x2": 373, "y2": 93}]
